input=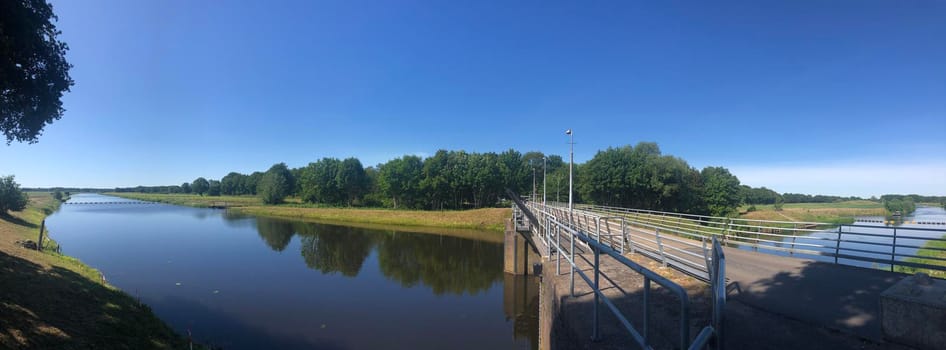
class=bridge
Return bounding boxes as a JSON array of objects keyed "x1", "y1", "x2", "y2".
[{"x1": 507, "y1": 198, "x2": 946, "y2": 349}]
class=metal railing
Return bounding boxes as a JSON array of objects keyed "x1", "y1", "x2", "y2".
[
  {"x1": 519, "y1": 201, "x2": 724, "y2": 349},
  {"x1": 566, "y1": 203, "x2": 946, "y2": 275}
]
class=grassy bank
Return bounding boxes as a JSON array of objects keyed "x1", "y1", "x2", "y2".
[
  {"x1": 106, "y1": 192, "x2": 261, "y2": 207},
  {"x1": 233, "y1": 206, "x2": 509, "y2": 232},
  {"x1": 110, "y1": 192, "x2": 509, "y2": 232},
  {"x1": 739, "y1": 200, "x2": 886, "y2": 224},
  {"x1": 896, "y1": 235, "x2": 946, "y2": 279},
  {"x1": 0, "y1": 193, "x2": 188, "y2": 349}
]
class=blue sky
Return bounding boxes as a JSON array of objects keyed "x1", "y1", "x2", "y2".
[{"x1": 2, "y1": 0, "x2": 944, "y2": 197}]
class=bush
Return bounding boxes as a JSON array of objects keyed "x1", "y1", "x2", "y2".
[{"x1": 0, "y1": 175, "x2": 29, "y2": 213}]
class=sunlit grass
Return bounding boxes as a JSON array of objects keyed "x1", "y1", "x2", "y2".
[
  {"x1": 895, "y1": 235, "x2": 946, "y2": 279},
  {"x1": 739, "y1": 201, "x2": 886, "y2": 224},
  {"x1": 110, "y1": 192, "x2": 510, "y2": 232},
  {"x1": 1, "y1": 193, "x2": 190, "y2": 348},
  {"x1": 107, "y1": 192, "x2": 261, "y2": 207},
  {"x1": 233, "y1": 206, "x2": 510, "y2": 232}
]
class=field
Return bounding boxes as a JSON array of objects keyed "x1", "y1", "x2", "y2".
[
  {"x1": 0, "y1": 193, "x2": 188, "y2": 349},
  {"x1": 109, "y1": 192, "x2": 509, "y2": 232},
  {"x1": 739, "y1": 200, "x2": 886, "y2": 224},
  {"x1": 106, "y1": 192, "x2": 261, "y2": 207},
  {"x1": 233, "y1": 206, "x2": 509, "y2": 232}
]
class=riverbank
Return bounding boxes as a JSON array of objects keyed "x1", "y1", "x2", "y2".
[
  {"x1": 109, "y1": 193, "x2": 509, "y2": 232},
  {"x1": 0, "y1": 193, "x2": 188, "y2": 349},
  {"x1": 896, "y1": 234, "x2": 946, "y2": 279},
  {"x1": 739, "y1": 200, "x2": 886, "y2": 224}
]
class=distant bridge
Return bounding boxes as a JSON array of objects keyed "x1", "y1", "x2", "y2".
[{"x1": 64, "y1": 201, "x2": 157, "y2": 205}]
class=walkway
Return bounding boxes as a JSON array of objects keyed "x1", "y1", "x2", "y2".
[{"x1": 529, "y1": 203, "x2": 915, "y2": 347}]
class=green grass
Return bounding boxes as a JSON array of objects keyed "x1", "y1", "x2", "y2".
[
  {"x1": 739, "y1": 200, "x2": 886, "y2": 224},
  {"x1": 107, "y1": 192, "x2": 261, "y2": 207},
  {"x1": 895, "y1": 235, "x2": 946, "y2": 279},
  {"x1": 1, "y1": 193, "x2": 192, "y2": 349},
  {"x1": 111, "y1": 192, "x2": 509, "y2": 232},
  {"x1": 233, "y1": 205, "x2": 509, "y2": 232}
]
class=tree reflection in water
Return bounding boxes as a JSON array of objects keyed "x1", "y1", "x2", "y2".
[
  {"x1": 244, "y1": 216, "x2": 504, "y2": 295},
  {"x1": 297, "y1": 223, "x2": 375, "y2": 277},
  {"x1": 254, "y1": 216, "x2": 295, "y2": 252}
]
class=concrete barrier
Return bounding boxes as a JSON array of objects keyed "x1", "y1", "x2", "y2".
[{"x1": 880, "y1": 273, "x2": 946, "y2": 350}]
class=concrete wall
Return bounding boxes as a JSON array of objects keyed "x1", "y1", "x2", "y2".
[{"x1": 881, "y1": 273, "x2": 946, "y2": 350}]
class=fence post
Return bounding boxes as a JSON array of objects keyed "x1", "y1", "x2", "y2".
[
  {"x1": 834, "y1": 226, "x2": 842, "y2": 264},
  {"x1": 37, "y1": 219, "x2": 45, "y2": 251},
  {"x1": 890, "y1": 227, "x2": 897, "y2": 272},
  {"x1": 591, "y1": 245, "x2": 601, "y2": 342},
  {"x1": 570, "y1": 228, "x2": 576, "y2": 297},
  {"x1": 556, "y1": 225, "x2": 561, "y2": 275},
  {"x1": 656, "y1": 228, "x2": 667, "y2": 267},
  {"x1": 643, "y1": 277, "x2": 650, "y2": 343}
]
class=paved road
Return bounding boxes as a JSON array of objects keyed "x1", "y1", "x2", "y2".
[{"x1": 723, "y1": 247, "x2": 902, "y2": 341}]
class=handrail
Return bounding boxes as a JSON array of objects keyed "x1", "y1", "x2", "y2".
[
  {"x1": 518, "y1": 200, "x2": 725, "y2": 349},
  {"x1": 565, "y1": 202, "x2": 946, "y2": 274}
]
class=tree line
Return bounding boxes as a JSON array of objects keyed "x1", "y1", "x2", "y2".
[{"x1": 114, "y1": 143, "x2": 753, "y2": 217}]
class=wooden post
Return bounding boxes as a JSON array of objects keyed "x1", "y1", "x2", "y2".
[{"x1": 37, "y1": 219, "x2": 45, "y2": 251}]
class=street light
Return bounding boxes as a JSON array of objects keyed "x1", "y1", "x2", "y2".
[
  {"x1": 566, "y1": 129, "x2": 573, "y2": 219},
  {"x1": 542, "y1": 156, "x2": 547, "y2": 206}
]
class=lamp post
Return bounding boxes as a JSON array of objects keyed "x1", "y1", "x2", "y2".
[
  {"x1": 543, "y1": 156, "x2": 547, "y2": 206},
  {"x1": 531, "y1": 159, "x2": 537, "y2": 204},
  {"x1": 566, "y1": 129, "x2": 573, "y2": 219}
]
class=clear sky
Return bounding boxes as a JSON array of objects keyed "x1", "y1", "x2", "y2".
[{"x1": 2, "y1": 0, "x2": 944, "y2": 197}]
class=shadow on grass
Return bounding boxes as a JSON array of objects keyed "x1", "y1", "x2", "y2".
[
  {"x1": 0, "y1": 213, "x2": 38, "y2": 229},
  {"x1": 0, "y1": 250, "x2": 186, "y2": 349}
]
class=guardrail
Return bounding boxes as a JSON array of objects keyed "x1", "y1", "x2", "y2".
[
  {"x1": 519, "y1": 201, "x2": 724, "y2": 349},
  {"x1": 562, "y1": 203, "x2": 946, "y2": 275}
]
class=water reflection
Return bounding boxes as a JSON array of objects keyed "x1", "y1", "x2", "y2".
[
  {"x1": 376, "y1": 232, "x2": 503, "y2": 295},
  {"x1": 503, "y1": 274, "x2": 540, "y2": 349},
  {"x1": 49, "y1": 195, "x2": 536, "y2": 349},
  {"x1": 248, "y1": 216, "x2": 505, "y2": 294},
  {"x1": 255, "y1": 216, "x2": 294, "y2": 251}
]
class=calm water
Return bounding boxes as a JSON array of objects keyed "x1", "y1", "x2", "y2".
[
  {"x1": 47, "y1": 194, "x2": 538, "y2": 349},
  {"x1": 742, "y1": 205, "x2": 946, "y2": 269}
]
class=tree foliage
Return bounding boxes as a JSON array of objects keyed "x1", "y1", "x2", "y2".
[
  {"x1": 0, "y1": 175, "x2": 29, "y2": 213},
  {"x1": 258, "y1": 163, "x2": 293, "y2": 204},
  {"x1": 191, "y1": 177, "x2": 209, "y2": 196},
  {"x1": 0, "y1": 0, "x2": 74, "y2": 144}
]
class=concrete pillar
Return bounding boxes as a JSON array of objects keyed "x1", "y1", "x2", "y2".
[{"x1": 505, "y1": 219, "x2": 529, "y2": 275}]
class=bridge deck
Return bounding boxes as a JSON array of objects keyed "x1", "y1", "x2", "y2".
[
  {"x1": 533, "y1": 204, "x2": 911, "y2": 347},
  {"x1": 625, "y1": 224, "x2": 902, "y2": 341},
  {"x1": 541, "y1": 237, "x2": 907, "y2": 349}
]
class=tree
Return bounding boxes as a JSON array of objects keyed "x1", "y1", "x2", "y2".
[
  {"x1": 220, "y1": 172, "x2": 247, "y2": 195},
  {"x1": 1, "y1": 0, "x2": 74, "y2": 144},
  {"x1": 378, "y1": 155, "x2": 423, "y2": 209},
  {"x1": 0, "y1": 175, "x2": 29, "y2": 213},
  {"x1": 336, "y1": 158, "x2": 367, "y2": 206},
  {"x1": 207, "y1": 180, "x2": 221, "y2": 196},
  {"x1": 258, "y1": 163, "x2": 292, "y2": 204},
  {"x1": 700, "y1": 166, "x2": 742, "y2": 217},
  {"x1": 180, "y1": 182, "x2": 191, "y2": 194},
  {"x1": 52, "y1": 190, "x2": 63, "y2": 201},
  {"x1": 191, "y1": 177, "x2": 209, "y2": 196}
]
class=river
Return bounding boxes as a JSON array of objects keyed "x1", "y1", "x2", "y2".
[
  {"x1": 744, "y1": 205, "x2": 946, "y2": 270},
  {"x1": 47, "y1": 193, "x2": 538, "y2": 349}
]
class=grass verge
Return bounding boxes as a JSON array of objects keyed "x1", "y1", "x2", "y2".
[
  {"x1": 1, "y1": 193, "x2": 189, "y2": 349},
  {"x1": 106, "y1": 192, "x2": 261, "y2": 207},
  {"x1": 739, "y1": 201, "x2": 886, "y2": 224},
  {"x1": 895, "y1": 234, "x2": 946, "y2": 279},
  {"x1": 110, "y1": 192, "x2": 509, "y2": 232}
]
